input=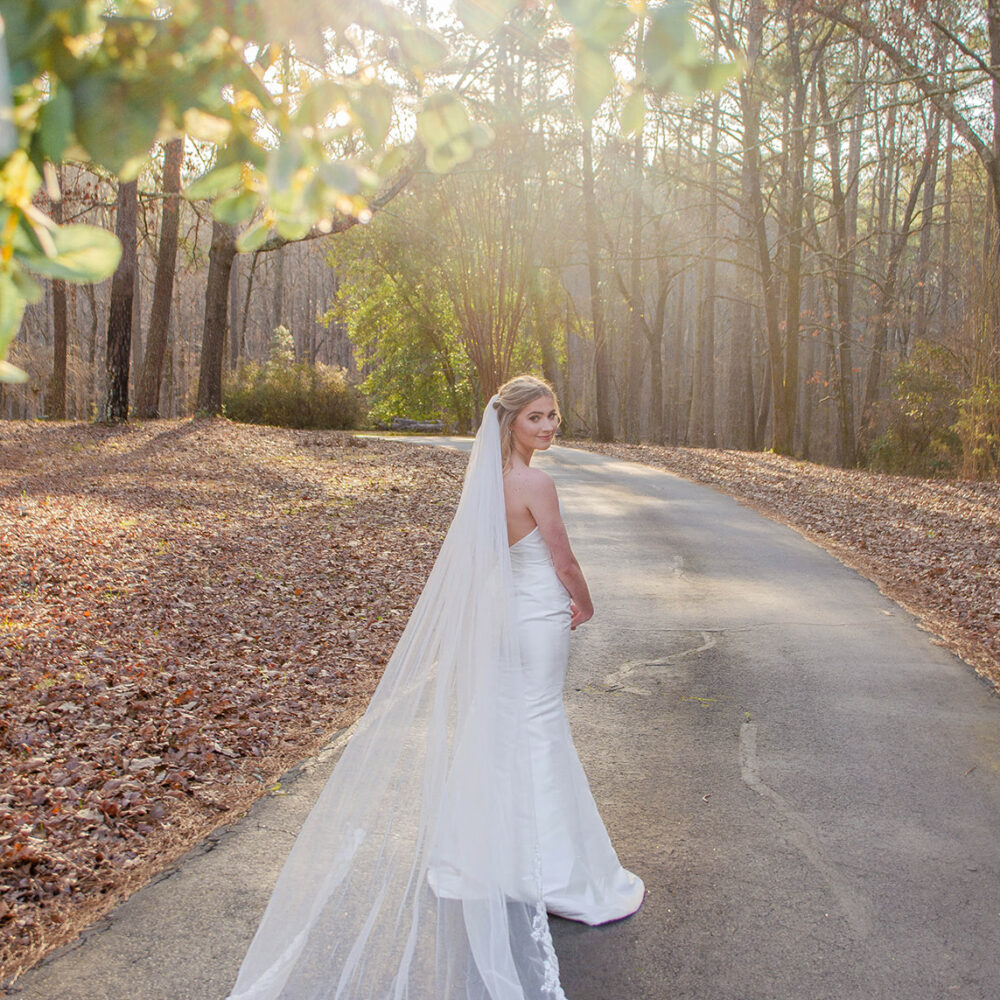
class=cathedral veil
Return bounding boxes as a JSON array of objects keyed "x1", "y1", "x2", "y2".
[{"x1": 228, "y1": 397, "x2": 566, "y2": 1000}]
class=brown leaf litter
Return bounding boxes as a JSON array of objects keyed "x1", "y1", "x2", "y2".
[
  {"x1": 0, "y1": 418, "x2": 465, "y2": 984},
  {"x1": 2, "y1": 423, "x2": 998, "y2": 985}
]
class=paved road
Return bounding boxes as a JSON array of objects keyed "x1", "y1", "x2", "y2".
[{"x1": 12, "y1": 442, "x2": 1000, "y2": 1000}]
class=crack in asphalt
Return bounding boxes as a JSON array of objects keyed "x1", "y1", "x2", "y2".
[
  {"x1": 739, "y1": 722, "x2": 874, "y2": 940},
  {"x1": 601, "y1": 630, "x2": 717, "y2": 695}
]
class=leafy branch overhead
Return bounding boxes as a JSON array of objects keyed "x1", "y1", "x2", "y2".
[{"x1": 0, "y1": 0, "x2": 726, "y2": 380}]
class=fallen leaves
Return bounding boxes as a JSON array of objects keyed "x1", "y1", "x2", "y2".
[
  {"x1": 4, "y1": 423, "x2": 997, "y2": 984},
  {"x1": 0, "y1": 418, "x2": 465, "y2": 983}
]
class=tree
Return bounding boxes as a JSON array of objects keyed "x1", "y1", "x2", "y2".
[
  {"x1": 195, "y1": 219, "x2": 237, "y2": 415},
  {"x1": 102, "y1": 180, "x2": 137, "y2": 422},
  {"x1": 135, "y1": 138, "x2": 184, "y2": 418},
  {"x1": 44, "y1": 173, "x2": 67, "y2": 419}
]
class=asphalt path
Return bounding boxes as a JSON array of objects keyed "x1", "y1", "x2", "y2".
[{"x1": 12, "y1": 441, "x2": 1000, "y2": 1000}]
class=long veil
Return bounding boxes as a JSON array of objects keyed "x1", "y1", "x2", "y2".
[{"x1": 228, "y1": 397, "x2": 566, "y2": 1000}]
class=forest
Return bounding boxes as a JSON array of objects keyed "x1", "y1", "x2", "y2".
[
  {"x1": 3, "y1": 0, "x2": 1000, "y2": 479},
  {"x1": 4, "y1": 2, "x2": 1000, "y2": 987}
]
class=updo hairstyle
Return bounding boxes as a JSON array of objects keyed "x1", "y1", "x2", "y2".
[{"x1": 493, "y1": 374, "x2": 561, "y2": 470}]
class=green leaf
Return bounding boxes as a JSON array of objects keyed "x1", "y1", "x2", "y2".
[
  {"x1": 426, "y1": 137, "x2": 473, "y2": 174},
  {"x1": 0, "y1": 270, "x2": 28, "y2": 375},
  {"x1": 0, "y1": 360, "x2": 28, "y2": 384},
  {"x1": 697, "y1": 57, "x2": 741, "y2": 92},
  {"x1": 185, "y1": 162, "x2": 244, "y2": 201},
  {"x1": 20, "y1": 224, "x2": 122, "y2": 282},
  {"x1": 267, "y1": 135, "x2": 304, "y2": 195},
  {"x1": 182, "y1": 108, "x2": 232, "y2": 145},
  {"x1": 9, "y1": 265, "x2": 42, "y2": 304},
  {"x1": 574, "y1": 46, "x2": 615, "y2": 119},
  {"x1": 295, "y1": 81, "x2": 350, "y2": 129},
  {"x1": 645, "y1": 0, "x2": 706, "y2": 96},
  {"x1": 454, "y1": 0, "x2": 519, "y2": 40},
  {"x1": 355, "y1": 82, "x2": 393, "y2": 149},
  {"x1": 417, "y1": 93, "x2": 480, "y2": 173},
  {"x1": 274, "y1": 216, "x2": 311, "y2": 241},
  {"x1": 319, "y1": 160, "x2": 362, "y2": 197},
  {"x1": 36, "y1": 82, "x2": 74, "y2": 163},
  {"x1": 396, "y1": 24, "x2": 448, "y2": 71},
  {"x1": 555, "y1": 0, "x2": 607, "y2": 30},
  {"x1": 579, "y1": 1, "x2": 634, "y2": 48},
  {"x1": 71, "y1": 73, "x2": 161, "y2": 177},
  {"x1": 374, "y1": 145, "x2": 409, "y2": 180},
  {"x1": 620, "y1": 88, "x2": 645, "y2": 136},
  {"x1": 236, "y1": 217, "x2": 272, "y2": 253},
  {"x1": 213, "y1": 189, "x2": 260, "y2": 225}
]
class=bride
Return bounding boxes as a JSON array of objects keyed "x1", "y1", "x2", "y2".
[{"x1": 227, "y1": 375, "x2": 643, "y2": 1000}]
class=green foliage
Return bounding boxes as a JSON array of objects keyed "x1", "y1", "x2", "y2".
[
  {"x1": 329, "y1": 231, "x2": 476, "y2": 428},
  {"x1": 644, "y1": 1, "x2": 734, "y2": 97},
  {"x1": 455, "y1": 0, "x2": 521, "y2": 39},
  {"x1": 0, "y1": 151, "x2": 121, "y2": 381},
  {"x1": 574, "y1": 44, "x2": 617, "y2": 119},
  {"x1": 417, "y1": 92, "x2": 493, "y2": 174},
  {"x1": 0, "y1": 0, "x2": 448, "y2": 379},
  {"x1": 868, "y1": 341, "x2": 964, "y2": 476},
  {"x1": 1, "y1": 0, "x2": 725, "y2": 383},
  {"x1": 223, "y1": 353, "x2": 366, "y2": 430},
  {"x1": 267, "y1": 325, "x2": 296, "y2": 367},
  {"x1": 954, "y1": 378, "x2": 1000, "y2": 480}
]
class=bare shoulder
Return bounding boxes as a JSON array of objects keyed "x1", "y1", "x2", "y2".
[{"x1": 508, "y1": 465, "x2": 555, "y2": 498}]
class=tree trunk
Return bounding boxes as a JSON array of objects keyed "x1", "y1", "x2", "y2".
[
  {"x1": 859, "y1": 151, "x2": 933, "y2": 440},
  {"x1": 913, "y1": 111, "x2": 940, "y2": 344},
  {"x1": 646, "y1": 268, "x2": 668, "y2": 444},
  {"x1": 136, "y1": 137, "x2": 183, "y2": 418},
  {"x1": 817, "y1": 66, "x2": 858, "y2": 466},
  {"x1": 196, "y1": 219, "x2": 238, "y2": 415},
  {"x1": 668, "y1": 266, "x2": 686, "y2": 444},
  {"x1": 940, "y1": 115, "x2": 954, "y2": 338},
  {"x1": 775, "y1": 5, "x2": 808, "y2": 455},
  {"x1": 582, "y1": 118, "x2": 613, "y2": 441},
  {"x1": 690, "y1": 256, "x2": 705, "y2": 443},
  {"x1": 103, "y1": 179, "x2": 138, "y2": 423},
  {"x1": 741, "y1": 0, "x2": 784, "y2": 453},
  {"x1": 230, "y1": 255, "x2": 242, "y2": 370},
  {"x1": 625, "y1": 13, "x2": 646, "y2": 442},
  {"x1": 702, "y1": 86, "x2": 720, "y2": 448},
  {"x1": 46, "y1": 181, "x2": 68, "y2": 420}
]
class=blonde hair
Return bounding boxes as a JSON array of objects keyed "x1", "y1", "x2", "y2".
[{"x1": 493, "y1": 374, "x2": 561, "y2": 470}]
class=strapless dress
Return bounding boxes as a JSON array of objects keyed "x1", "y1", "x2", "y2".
[{"x1": 509, "y1": 526, "x2": 644, "y2": 925}]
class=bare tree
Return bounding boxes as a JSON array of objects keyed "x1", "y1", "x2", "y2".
[{"x1": 103, "y1": 179, "x2": 138, "y2": 423}]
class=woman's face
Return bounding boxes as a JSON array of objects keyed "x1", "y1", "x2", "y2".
[{"x1": 511, "y1": 394, "x2": 559, "y2": 456}]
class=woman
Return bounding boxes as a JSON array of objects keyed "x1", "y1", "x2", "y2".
[
  {"x1": 495, "y1": 376, "x2": 644, "y2": 925},
  {"x1": 227, "y1": 376, "x2": 642, "y2": 1000}
]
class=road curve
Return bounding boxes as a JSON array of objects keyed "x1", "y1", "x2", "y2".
[
  {"x1": 12, "y1": 441, "x2": 1000, "y2": 1000},
  {"x1": 538, "y1": 443, "x2": 1000, "y2": 1000}
]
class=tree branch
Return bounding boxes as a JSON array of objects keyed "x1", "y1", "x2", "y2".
[
  {"x1": 812, "y1": 3, "x2": 995, "y2": 171},
  {"x1": 254, "y1": 157, "x2": 417, "y2": 255}
]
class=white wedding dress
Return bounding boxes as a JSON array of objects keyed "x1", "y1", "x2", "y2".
[
  {"x1": 227, "y1": 398, "x2": 641, "y2": 1000},
  {"x1": 510, "y1": 526, "x2": 644, "y2": 925}
]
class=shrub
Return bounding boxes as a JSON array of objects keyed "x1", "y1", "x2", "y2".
[
  {"x1": 868, "y1": 341, "x2": 964, "y2": 476},
  {"x1": 955, "y1": 377, "x2": 1000, "y2": 479},
  {"x1": 224, "y1": 351, "x2": 366, "y2": 430}
]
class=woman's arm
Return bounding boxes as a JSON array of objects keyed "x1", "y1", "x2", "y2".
[{"x1": 523, "y1": 470, "x2": 594, "y2": 630}]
